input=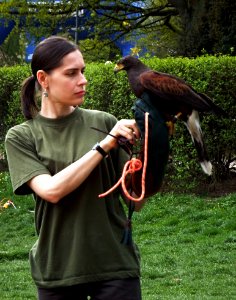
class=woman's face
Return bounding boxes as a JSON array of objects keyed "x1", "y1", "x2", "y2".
[{"x1": 45, "y1": 49, "x2": 88, "y2": 107}]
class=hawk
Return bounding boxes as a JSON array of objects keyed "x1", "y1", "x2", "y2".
[{"x1": 114, "y1": 55, "x2": 227, "y2": 175}]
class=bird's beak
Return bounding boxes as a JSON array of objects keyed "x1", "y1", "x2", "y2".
[{"x1": 114, "y1": 63, "x2": 125, "y2": 74}]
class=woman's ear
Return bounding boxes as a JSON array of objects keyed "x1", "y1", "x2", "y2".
[{"x1": 37, "y1": 70, "x2": 48, "y2": 89}]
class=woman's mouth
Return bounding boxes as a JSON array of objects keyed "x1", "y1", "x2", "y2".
[{"x1": 75, "y1": 91, "x2": 86, "y2": 97}]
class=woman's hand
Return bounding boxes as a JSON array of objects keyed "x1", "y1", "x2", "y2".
[{"x1": 100, "y1": 119, "x2": 141, "y2": 153}]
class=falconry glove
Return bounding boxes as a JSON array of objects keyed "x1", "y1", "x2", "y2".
[{"x1": 131, "y1": 91, "x2": 170, "y2": 198}]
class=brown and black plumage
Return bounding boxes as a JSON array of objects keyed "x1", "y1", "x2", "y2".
[{"x1": 114, "y1": 55, "x2": 227, "y2": 175}]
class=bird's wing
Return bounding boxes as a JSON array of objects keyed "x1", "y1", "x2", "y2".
[{"x1": 139, "y1": 71, "x2": 210, "y2": 111}]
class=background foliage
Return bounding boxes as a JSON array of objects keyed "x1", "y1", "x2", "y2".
[
  {"x1": 0, "y1": 0, "x2": 235, "y2": 65},
  {"x1": 0, "y1": 55, "x2": 235, "y2": 191}
]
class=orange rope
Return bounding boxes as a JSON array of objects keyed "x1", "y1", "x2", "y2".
[{"x1": 99, "y1": 112, "x2": 149, "y2": 202}]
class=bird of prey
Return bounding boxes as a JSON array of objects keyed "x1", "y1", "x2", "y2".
[{"x1": 114, "y1": 55, "x2": 227, "y2": 176}]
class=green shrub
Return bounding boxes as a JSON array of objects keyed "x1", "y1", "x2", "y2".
[
  {"x1": 0, "y1": 65, "x2": 30, "y2": 141},
  {"x1": 0, "y1": 56, "x2": 235, "y2": 190},
  {"x1": 84, "y1": 62, "x2": 135, "y2": 118}
]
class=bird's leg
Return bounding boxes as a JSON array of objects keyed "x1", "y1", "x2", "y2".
[
  {"x1": 166, "y1": 112, "x2": 182, "y2": 136},
  {"x1": 166, "y1": 121, "x2": 175, "y2": 136},
  {"x1": 165, "y1": 112, "x2": 183, "y2": 164}
]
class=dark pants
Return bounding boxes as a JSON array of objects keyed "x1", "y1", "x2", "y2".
[{"x1": 37, "y1": 277, "x2": 141, "y2": 300}]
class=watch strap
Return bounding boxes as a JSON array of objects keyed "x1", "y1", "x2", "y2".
[{"x1": 92, "y1": 143, "x2": 108, "y2": 158}]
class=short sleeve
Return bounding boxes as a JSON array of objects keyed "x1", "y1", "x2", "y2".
[{"x1": 5, "y1": 126, "x2": 50, "y2": 195}]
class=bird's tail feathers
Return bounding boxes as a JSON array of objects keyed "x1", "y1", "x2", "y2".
[
  {"x1": 185, "y1": 110, "x2": 212, "y2": 176},
  {"x1": 200, "y1": 161, "x2": 213, "y2": 176},
  {"x1": 198, "y1": 92, "x2": 228, "y2": 117}
]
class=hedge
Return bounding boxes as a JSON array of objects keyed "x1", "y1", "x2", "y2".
[{"x1": 0, "y1": 55, "x2": 235, "y2": 190}]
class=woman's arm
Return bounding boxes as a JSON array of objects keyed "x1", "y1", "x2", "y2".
[{"x1": 28, "y1": 119, "x2": 140, "y2": 203}]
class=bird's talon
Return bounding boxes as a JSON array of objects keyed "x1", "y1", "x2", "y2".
[{"x1": 173, "y1": 112, "x2": 182, "y2": 123}]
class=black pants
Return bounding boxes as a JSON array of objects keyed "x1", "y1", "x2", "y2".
[{"x1": 37, "y1": 277, "x2": 141, "y2": 300}]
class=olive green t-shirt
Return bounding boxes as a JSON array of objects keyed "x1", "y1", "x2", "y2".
[{"x1": 5, "y1": 107, "x2": 140, "y2": 288}]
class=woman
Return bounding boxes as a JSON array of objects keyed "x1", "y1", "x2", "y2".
[{"x1": 5, "y1": 36, "x2": 145, "y2": 300}]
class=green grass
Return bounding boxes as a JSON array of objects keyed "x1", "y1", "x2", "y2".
[
  {"x1": 1, "y1": 171, "x2": 236, "y2": 299},
  {"x1": 133, "y1": 193, "x2": 236, "y2": 299}
]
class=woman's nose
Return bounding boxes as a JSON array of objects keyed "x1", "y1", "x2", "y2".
[{"x1": 79, "y1": 73, "x2": 88, "y2": 86}]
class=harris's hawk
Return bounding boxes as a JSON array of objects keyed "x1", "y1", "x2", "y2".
[{"x1": 114, "y1": 55, "x2": 227, "y2": 176}]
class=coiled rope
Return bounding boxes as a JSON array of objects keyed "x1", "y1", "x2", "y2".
[{"x1": 99, "y1": 112, "x2": 149, "y2": 201}]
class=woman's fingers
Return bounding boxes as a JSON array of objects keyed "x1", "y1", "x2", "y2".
[
  {"x1": 100, "y1": 119, "x2": 141, "y2": 152},
  {"x1": 112, "y1": 119, "x2": 140, "y2": 143}
]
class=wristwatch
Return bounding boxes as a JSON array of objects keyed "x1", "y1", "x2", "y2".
[{"x1": 92, "y1": 143, "x2": 108, "y2": 158}]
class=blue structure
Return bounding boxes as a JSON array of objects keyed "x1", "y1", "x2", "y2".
[{"x1": 0, "y1": 19, "x2": 15, "y2": 45}]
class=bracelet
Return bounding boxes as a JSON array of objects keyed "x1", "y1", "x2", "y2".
[{"x1": 92, "y1": 143, "x2": 108, "y2": 158}]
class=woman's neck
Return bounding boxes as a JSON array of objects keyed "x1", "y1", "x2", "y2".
[{"x1": 40, "y1": 101, "x2": 76, "y2": 119}]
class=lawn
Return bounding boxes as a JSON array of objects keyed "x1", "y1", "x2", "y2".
[
  {"x1": 134, "y1": 193, "x2": 236, "y2": 299},
  {"x1": 0, "y1": 171, "x2": 236, "y2": 299}
]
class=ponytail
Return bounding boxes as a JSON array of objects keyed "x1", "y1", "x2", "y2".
[{"x1": 21, "y1": 75, "x2": 39, "y2": 120}]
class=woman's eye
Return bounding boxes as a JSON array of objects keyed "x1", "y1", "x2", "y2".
[
  {"x1": 66, "y1": 68, "x2": 85, "y2": 76},
  {"x1": 66, "y1": 71, "x2": 76, "y2": 76}
]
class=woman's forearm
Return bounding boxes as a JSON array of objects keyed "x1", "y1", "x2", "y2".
[{"x1": 28, "y1": 147, "x2": 106, "y2": 203}]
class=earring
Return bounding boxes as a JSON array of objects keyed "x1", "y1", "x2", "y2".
[{"x1": 43, "y1": 89, "x2": 48, "y2": 97}]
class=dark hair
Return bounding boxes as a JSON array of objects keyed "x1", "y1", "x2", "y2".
[{"x1": 21, "y1": 36, "x2": 79, "y2": 119}]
